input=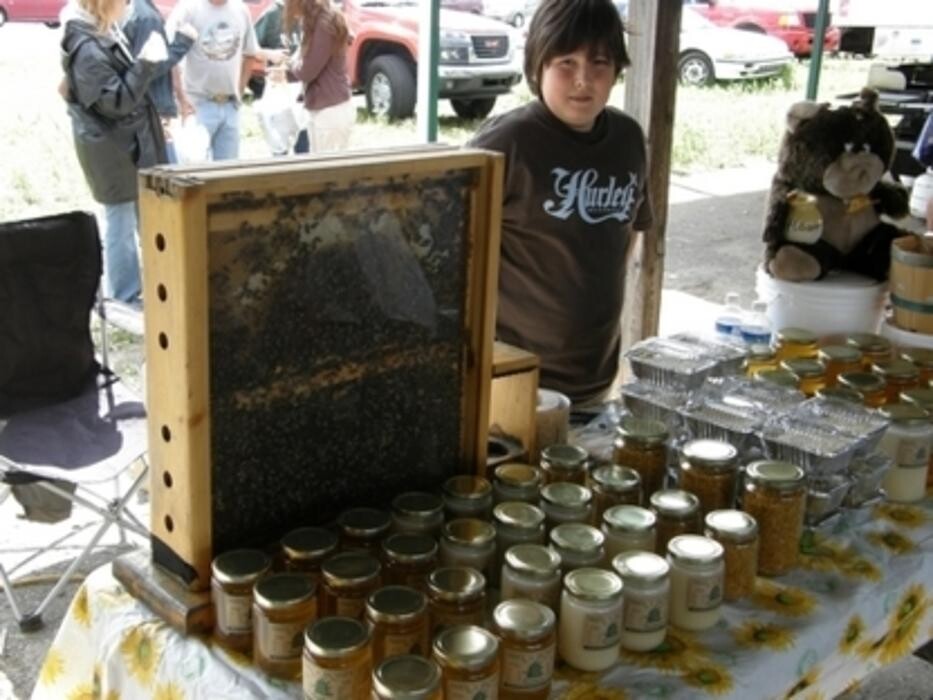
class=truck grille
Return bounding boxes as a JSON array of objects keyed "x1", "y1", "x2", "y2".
[
  {"x1": 471, "y1": 34, "x2": 509, "y2": 59},
  {"x1": 801, "y1": 12, "x2": 831, "y2": 29}
]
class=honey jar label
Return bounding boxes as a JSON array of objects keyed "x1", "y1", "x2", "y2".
[
  {"x1": 582, "y1": 607, "x2": 621, "y2": 650},
  {"x1": 502, "y1": 643, "x2": 555, "y2": 691},
  {"x1": 216, "y1": 592, "x2": 252, "y2": 634},
  {"x1": 335, "y1": 596, "x2": 366, "y2": 620},
  {"x1": 257, "y1": 617, "x2": 304, "y2": 661},
  {"x1": 446, "y1": 674, "x2": 500, "y2": 700},
  {"x1": 383, "y1": 629, "x2": 426, "y2": 658},
  {"x1": 623, "y1": 593, "x2": 668, "y2": 633},
  {"x1": 687, "y1": 574, "x2": 723, "y2": 612},
  {"x1": 895, "y1": 437, "x2": 930, "y2": 467},
  {"x1": 303, "y1": 663, "x2": 361, "y2": 700}
]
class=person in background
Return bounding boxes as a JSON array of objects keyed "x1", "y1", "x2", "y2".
[
  {"x1": 468, "y1": 0, "x2": 652, "y2": 407},
  {"x1": 285, "y1": 0, "x2": 354, "y2": 152},
  {"x1": 60, "y1": 0, "x2": 180, "y2": 303}
]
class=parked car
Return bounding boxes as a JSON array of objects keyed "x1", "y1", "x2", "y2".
[
  {"x1": 481, "y1": 0, "x2": 536, "y2": 28},
  {"x1": 442, "y1": 0, "x2": 483, "y2": 13},
  {"x1": 0, "y1": 0, "x2": 66, "y2": 27}
]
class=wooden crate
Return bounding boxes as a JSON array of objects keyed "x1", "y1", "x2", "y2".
[
  {"x1": 139, "y1": 147, "x2": 503, "y2": 590},
  {"x1": 489, "y1": 341, "x2": 539, "y2": 465}
]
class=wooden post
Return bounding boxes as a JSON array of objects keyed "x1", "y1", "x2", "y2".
[{"x1": 622, "y1": 0, "x2": 682, "y2": 349}]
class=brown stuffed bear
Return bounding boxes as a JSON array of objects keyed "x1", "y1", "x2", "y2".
[{"x1": 763, "y1": 88, "x2": 909, "y2": 282}]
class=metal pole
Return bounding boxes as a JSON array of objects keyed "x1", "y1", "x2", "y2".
[
  {"x1": 417, "y1": 0, "x2": 440, "y2": 142},
  {"x1": 806, "y1": 0, "x2": 831, "y2": 99}
]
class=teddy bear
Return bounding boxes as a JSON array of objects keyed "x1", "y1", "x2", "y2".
[{"x1": 763, "y1": 88, "x2": 910, "y2": 282}]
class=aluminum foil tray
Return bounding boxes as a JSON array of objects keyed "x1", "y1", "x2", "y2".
[
  {"x1": 793, "y1": 398, "x2": 890, "y2": 455},
  {"x1": 625, "y1": 337, "x2": 719, "y2": 390},
  {"x1": 761, "y1": 416, "x2": 860, "y2": 475},
  {"x1": 845, "y1": 453, "x2": 891, "y2": 507},
  {"x1": 681, "y1": 398, "x2": 763, "y2": 454},
  {"x1": 701, "y1": 375, "x2": 804, "y2": 414},
  {"x1": 669, "y1": 333, "x2": 747, "y2": 376},
  {"x1": 805, "y1": 474, "x2": 851, "y2": 526},
  {"x1": 619, "y1": 381, "x2": 686, "y2": 426}
]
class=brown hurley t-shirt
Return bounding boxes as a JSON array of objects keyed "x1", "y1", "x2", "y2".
[{"x1": 469, "y1": 100, "x2": 653, "y2": 404}]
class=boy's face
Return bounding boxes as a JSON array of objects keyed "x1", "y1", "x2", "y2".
[{"x1": 539, "y1": 47, "x2": 616, "y2": 132}]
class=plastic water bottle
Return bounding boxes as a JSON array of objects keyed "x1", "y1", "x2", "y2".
[
  {"x1": 714, "y1": 292, "x2": 743, "y2": 342},
  {"x1": 739, "y1": 300, "x2": 772, "y2": 346}
]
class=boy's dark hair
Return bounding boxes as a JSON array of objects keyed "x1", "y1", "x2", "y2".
[{"x1": 523, "y1": 0, "x2": 629, "y2": 97}]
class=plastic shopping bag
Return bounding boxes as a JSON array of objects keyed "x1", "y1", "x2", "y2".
[
  {"x1": 257, "y1": 81, "x2": 302, "y2": 156},
  {"x1": 170, "y1": 118, "x2": 211, "y2": 165}
]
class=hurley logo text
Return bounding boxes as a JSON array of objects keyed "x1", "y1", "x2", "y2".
[{"x1": 543, "y1": 168, "x2": 638, "y2": 224}]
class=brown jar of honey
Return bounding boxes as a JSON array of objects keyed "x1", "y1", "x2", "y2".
[
  {"x1": 432, "y1": 626, "x2": 500, "y2": 699},
  {"x1": 211, "y1": 549, "x2": 271, "y2": 653},
  {"x1": 539, "y1": 444, "x2": 589, "y2": 485},
  {"x1": 900, "y1": 348, "x2": 933, "y2": 385},
  {"x1": 650, "y1": 489, "x2": 701, "y2": 556},
  {"x1": 838, "y1": 371, "x2": 887, "y2": 408},
  {"x1": 818, "y1": 345, "x2": 863, "y2": 387},
  {"x1": 815, "y1": 386, "x2": 863, "y2": 403},
  {"x1": 589, "y1": 464, "x2": 642, "y2": 525},
  {"x1": 872, "y1": 359, "x2": 920, "y2": 405},
  {"x1": 426, "y1": 567, "x2": 486, "y2": 637},
  {"x1": 372, "y1": 655, "x2": 442, "y2": 700},
  {"x1": 756, "y1": 368, "x2": 800, "y2": 390},
  {"x1": 366, "y1": 585, "x2": 430, "y2": 665},
  {"x1": 280, "y1": 527, "x2": 338, "y2": 587},
  {"x1": 775, "y1": 327, "x2": 818, "y2": 361},
  {"x1": 321, "y1": 552, "x2": 382, "y2": 620},
  {"x1": 303, "y1": 617, "x2": 372, "y2": 699},
  {"x1": 743, "y1": 343, "x2": 779, "y2": 376},
  {"x1": 613, "y1": 416, "x2": 669, "y2": 497},
  {"x1": 252, "y1": 573, "x2": 318, "y2": 679},
  {"x1": 338, "y1": 507, "x2": 391, "y2": 555},
  {"x1": 381, "y1": 533, "x2": 438, "y2": 593},
  {"x1": 679, "y1": 439, "x2": 739, "y2": 516},
  {"x1": 846, "y1": 333, "x2": 892, "y2": 368},
  {"x1": 781, "y1": 358, "x2": 827, "y2": 397}
]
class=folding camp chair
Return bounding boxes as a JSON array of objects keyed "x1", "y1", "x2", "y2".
[{"x1": 0, "y1": 211, "x2": 148, "y2": 631}]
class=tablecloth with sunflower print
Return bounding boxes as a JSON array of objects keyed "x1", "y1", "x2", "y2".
[{"x1": 31, "y1": 498, "x2": 933, "y2": 700}]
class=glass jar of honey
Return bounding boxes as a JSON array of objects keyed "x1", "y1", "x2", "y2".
[
  {"x1": 741, "y1": 461, "x2": 805, "y2": 576},
  {"x1": 589, "y1": 464, "x2": 642, "y2": 525},
  {"x1": 372, "y1": 655, "x2": 442, "y2": 700},
  {"x1": 781, "y1": 358, "x2": 827, "y2": 396},
  {"x1": 433, "y1": 626, "x2": 500, "y2": 699},
  {"x1": 900, "y1": 387, "x2": 933, "y2": 412},
  {"x1": 549, "y1": 522, "x2": 605, "y2": 572},
  {"x1": 873, "y1": 359, "x2": 921, "y2": 404},
  {"x1": 818, "y1": 344, "x2": 863, "y2": 387},
  {"x1": 391, "y1": 491, "x2": 444, "y2": 537},
  {"x1": 321, "y1": 551, "x2": 382, "y2": 620},
  {"x1": 381, "y1": 533, "x2": 437, "y2": 592},
  {"x1": 900, "y1": 348, "x2": 933, "y2": 385},
  {"x1": 338, "y1": 507, "x2": 392, "y2": 555},
  {"x1": 650, "y1": 489, "x2": 701, "y2": 556},
  {"x1": 303, "y1": 617, "x2": 372, "y2": 699},
  {"x1": 426, "y1": 567, "x2": 486, "y2": 637},
  {"x1": 366, "y1": 585, "x2": 429, "y2": 665},
  {"x1": 756, "y1": 368, "x2": 800, "y2": 390},
  {"x1": 539, "y1": 444, "x2": 589, "y2": 485},
  {"x1": 678, "y1": 439, "x2": 739, "y2": 516},
  {"x1": 211, "y1": 548, "x2": 271, "y2": 653},
  {"x1": 704, "y1": 509, "x2": 758, "y2": 602},
  {"x1": 743, "y1": 343, "x2": 779, "y2": 376},
  {"x1": 252, "y1": 573, "x2": 317, "y2": 679},
  {"x1": 602, "y1": 505, "x2": 657, "y2": 559},
  {"x1": 613, "y1": 416, "x2": 669, "y2": 497},
  {"x1": 538, "y1": 482, "x2": 593, "y2": 532},
  {"x1": 493, "y1": 463, "x2": 542, "y2": 504},
  {"x1": 492, "y1": 501, "x2": 546, "y2": 586},
  {"x1": 838, "y1": 371, "x2": 887, "y2": 408},
  {"x1": 442, "y1": 475, "x2": 493, "y2": 521},
  {"x1": 439, "y1": 518, "x2": 496, "y2": 580},
  {"x1": 815, "y1": 386, "x2": 863, "y2": 403},
  {"x1": 846, "y1": 333, "x2": 892, "y2": 368},
  {"x1": 493, "y1": 599, "x2": 557, "y2": 700},
  {"x1": 775, "y1": 327, "x2": 818, "y2": 361},
  {"x1": 281, "y1": 527, "x2": 338, "y2": 586},
  {"x1": 500, "y1": 544, "x2": 562, "y2": 616}
]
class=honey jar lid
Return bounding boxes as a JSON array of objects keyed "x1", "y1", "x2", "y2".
[
  {"x1": 611, "y1": 551, "x2": 670, "y2": 584},
  {"x1": 837, "y1": 371, "x2": 885, "y2": 393},
  {"x1": 493, "y1": 599, "x2": 556, "y2": 641},
  {"x1": 382, "y1": 533, "x2": 438, "y2": 563},
  {"x1": 680, "y1": 439, "x2": 738, "y2": 472},
  {"x1": 745, "y1": 460, "x2": 805, "y2": 491},
  {"x1": 504, "y1": 544, "x2": 561, "y2": 578},
  {"x1": 281, "y1": 527, "x2": 338, "y2": 562},
  {"x1": 871, "y1": 358, "x2": 920, "y2": 380},
  {"x1": 563, "y1": 567, "x2": 623, "y2": 601},
  {"x1": 427, "y1": 567, "x2": 485, "y2": 602},
  {"x1": 366, "y1": 585, "x2": 426, "y2": 624},
  {"x1": 540, "y1": 482, "x2": 592, "y2": 509},
  {"x1": 591, "y1": 464, "x2": 641, "y2": 492},
  {"x1": 777, "y1": 327, "x2": 818, "y2": 345},
  {"x1": 442, "y1": 518, "x2": 496, "y2": 547},
  {"x1": 649, "y1": 489, "x2": 700, "y2": 519},
  {"x1": 322, "y1": 552, "x2": 381, "y2": 586},
  {"x1": 781, "y1": 358, "x2": 825, "y2": 378},
  {"x1": 211, "y1": 548, "x2": 271, "y2": 585},
  {"x1": 540, "y1": 443, "x2": 589, "y2": 470},
  {"x1": 602, "y1": 504, "x2": 657, "y2": 532},
  {"x1": 549, "y1": 522, "x2": 605, "y2": 553},
  {"x1": 442, "y1": 475, "x2": 492, "y2": 501},
  {"x1": 756, "y1": 369, "x2": 799, "y2": 389},
  {"x1": 305, "y1": 617, "x2": 370, "y2": 659},
  {"x1": 253, "y1": 573, "x2": 315, "y2": 610},
  {"x1": 900, "y1": 347, "x2": 933, "y2": 369},
  {"x1": 338, "y1": 507, "x2": 391, "y2": 539},
  {"x1": 846, "y1": 333, "x2": 891, "y2": 354},
  {"x1": 432, "y1": 626, "x2": 499, "y2": 670},
  {"x1": 815, "y1": 386, "x2": 863, "y2": 403},
  {"x1": 818, "y1": 344, "x2": 862, "y2": 363},
  {"x1": 704, "y1": 509, "x2": 758, "y2": 542},
  {"x1": 373, "y1": 655, "x2": 441, "y2": 699},
  {"x1": 900, "y1": 387, "x2": 933, "y2": 409},
  {"x1": 879, "y1": 403, "x2": 930, "y2": 426},
  {"x1": 667, "y1": 534, "x2": 724, "y2": 567},
  {"x1": 494, "y1": 463, "x2": 541, "y2": 488},
  {"x1": 493, "y1": 501, "x2": 545, "y2": 530},
  {"x1": 617, "y1": 416, "x2": 669, "y2": 445},
  {"x1": 746, "y1": 343, "x2": 776, "y2": 361},
  {"x1": 391, "y1": 491, "x2": 443, "y2": 520}
]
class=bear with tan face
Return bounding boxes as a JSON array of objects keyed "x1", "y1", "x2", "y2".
[{"x1": 763, "y1": 88, "x2": 910, "y2": 283}]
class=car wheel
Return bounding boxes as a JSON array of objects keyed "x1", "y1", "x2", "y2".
[
  {"x1": 511, "y1": 12, "x2": 524, "y2": 28},
  {"x1": 44, "y1": 21, "x2": 60, "y2": 28},
  {"x1": 678, "y1": 51, "x2": 714, "y2": 86},
  {"x1": 450, "y1": 97, "x2": 496, "y2": 120},
  {"x1": 365, "y1": 55, "x2": 416, "y2": 120},
  {"x1": 0, "y1": 9, "x2": 7, "y2": 27}
]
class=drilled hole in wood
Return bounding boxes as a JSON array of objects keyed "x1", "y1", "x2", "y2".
[
  {"x1": 164, "y1": 515, "x2": 174, "y2": 532},
  {"x1": 161, "y1": 425, "x2": 171, "y2": 442},
  {"x1": 155, "y1": 233, "x2": 166, "y2": 251},
  {"x1": 158, "y1": 333, "x2": 169, "y2": 349},
  {"x1": 157, "y1": 284, "x2": 167, "y2": 302},
  {"x1": 163, "y1": 471, "x2": 173, "y2": 488}
]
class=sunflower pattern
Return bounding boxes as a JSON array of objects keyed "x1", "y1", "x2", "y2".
[
  {"x1": 617, "y1": 628, "x2": 707, "y2": 671},
  {"x1": 838, "y1": 616, "x2": 865, "y2": 654},
  {"x1": 118, "y1": 624, "x2": 161, "y2": 686},
  {"x1": 753, "y1": 580, "x2": 816, "y2": 618},
  {"x1": 873, "y1": 503, "x2": 928, "y2": 529},
  {"x1": 734, "y1": 620, "x2": 796, "y2": 651},
  {"x1": 71, "y1": 586, "x2": 91, "y2": 628},
  {"x1": 680, "y1": 663, "x2": 734, "y2": 695},
  {"x1": 866, "y1": 529, "x2": 916, "y2": 555}
]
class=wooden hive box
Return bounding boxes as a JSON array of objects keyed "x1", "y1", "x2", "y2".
[{"x1": 139, "y1": 147, "x2": 503, "y2": 590}]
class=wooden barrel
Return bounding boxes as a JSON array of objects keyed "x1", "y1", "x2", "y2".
[{"x1": 891, "y1": 235, "x2": 933, "y2": 334}]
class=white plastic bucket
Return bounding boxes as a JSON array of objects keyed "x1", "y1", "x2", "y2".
[
  {"x1": 755, "y1": 266, "x2": 887, "y2": 336},
  {"x1": 880, "y1": 316, "x2": 933, "y2": 350}
]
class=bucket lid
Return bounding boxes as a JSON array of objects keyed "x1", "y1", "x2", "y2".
[{"x1": 757, "y1": 265, "x2": 885, "y2": 296}]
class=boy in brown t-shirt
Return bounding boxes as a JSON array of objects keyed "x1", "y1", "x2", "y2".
[{"x1": 469, "y1": 0, "x2": 652, "y2": 406}]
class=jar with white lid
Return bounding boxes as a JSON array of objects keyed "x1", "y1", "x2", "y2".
[
  {"x1": 589, "y1": 464, "x2": 642, "y2": 525},
  {"x1": 549, "y1": 523, "x2": 605, "y2": 572},
  {"x1": 540, "y1": 443, "x2": 589, "y2": 485},
  {"x1": 439, "y1": 518, "x2": 496, "y2": 580},
  {"x1": 391, "y1": 491, "x2": 444, "y2": 537},
  {"x1": 432, "y1": 625, "x2": 500, "y2": 700},
  {"x1": 539, "y1": 482, "x2": 593, "y2": 532},
  {"x1": 211, "y1": 548, "x2": 271, "y2": 653},
  {"x1": 493, "y1": 599, "x2": 557, "y2": 700},
  {"x1": 878, "y1": 403, "x2": 932, "y2": 502},
  {"x1": 492, "y1": 501, "x2": 546, "y2": 585},
  {"x1": 372, "y1": 655, "x2": 442, "y2": 700},
  {"x1": 500, "y1": 544, "x2": 562, "y2": 616},
  {"x1": 442, "y1": 475, "x2": 493, "y2": 521},
  {"x1": 611, "y1": 551, "x2": 670, "y2": 651},
  {"x1": 494, "y1": 463, "x2": 542, "y2": 504},
  {"x1": 602, "y1": 505, "x2": 657, "y2": 559},
  {"x1": 666, "y1": 535, "x2": 724, "y2": 632},
  {"x1": 559, "y1": 568, "x2": 623, "y2": 672},
  {"x1": 303, "y1": 617, "x2": 372, "y2": 700},
  {"x1": 338, "y1": 507, "x2": 392, "y2": 555},
  {"x1": 650, "y1": 489, "x2": 701, "y2": 556}
]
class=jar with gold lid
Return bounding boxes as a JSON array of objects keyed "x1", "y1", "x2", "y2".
[
  {"x1": 704, "y1": 509, "x2": 758, "y2": 602},
  {"x1": 442, "y1": 475, "x2": 493, "y2": 521},
  {"x1": 838, "y1": 371, "x2": 887, "y2": 408},
  {"x1": 602, "y1": 505, "x2": 657, "y2": 559},
  {"x1": 426, "y1": 567, "x2": 486, "y2": 637},
  {"x1": 846, "y1": 333, "x2": 892, "y2": 368},
  {"x1": 494, "y1": 463, "x2": 542, "y2": 504},
  {"x1": 679, "y1": 439, "x2": 739, "y2": 515},
  {"x1": 666, "y1": 535, "x2": 724, "y2": 632},
  {"x1": 818, "y1": 344, "x2": 863, "y2": 386},
  {"x1": 500, "y1": 544, "x2": 562, "y2": 615},
  {"x1": 338, "y1": 507, "x2": 391, "y2": 554},
  {"x1": 611, "y1": 551, "x2": 670, "y2": 651},
  {"x1": 781, "y1": 358, "x2": 827, "y2": 396},
  {"x1": 381, "y1": 533, "x2": 437, "y2": 592},
  {"x1": 613, "y1": 416, "x2": 669, "y2": 496},
  {"x1": 492, "y1": 501, "x2": 546, "y2": 585},
  {"x1": 872, "y1": 358, "x2": 920, "y2": 404},
  {"x1": 901, "y1": 387, "x2": 933, "y2": 411},
  {"x1": 439, "y1": 518, "x2": 496, "y2": 580},
  {"x1": 372, "y1": 655, "x2": 442, "y2": 700},
  {"x1": 650, "y1": 489, "x2": 700, "y2": 556},
  {"x1": 321, "y1": 551, "x2": 382, "y2": 620},
  {"x1": 252, "y1": 573, "x2": 317, "y2": 679},
  {"x1": 756, "y1": 368, "x2": 800, "y2": 390},
  {"x1": 303, "y1": 616, "x2": 372, "y2": 700},
  {"x1": 878, "y1": 403, "x2": 932, "y2": 502},
  {"x1": 539, "y1": 443, "x2": 589, "y2": 485},
  {"x1": 538, "y1": 482, "x2": 593, "y2": 532},
  {"x1": 432, "y1": 625, "x2": 500, "y2": 699},
  {"x1": 589, "y1": 464, "x2": 642, "y2": 525},
  {"x1": 775, "y1": 327, "x2": 818, "y2": 361},
  {"x1": 741, "y1": 461, "x2": 805, "y2": 576},
  {"x1": 366, "y1": 585, "x2": 429, "y2": 665},
  {"x1": 211, "y1": 548, "x2": 271, "y2": 652},
  {"x1": 558, "y1": 568, "x2": 623, "y2": 672},
  {"x1": 900, "y1": 348, "x2": 933, "y2": 385},
  {"x1": 549, "y1": 522, "x2": 605, "y2": 572},
  {"x1": 493, "y1": 599, "x2": 557, "y2": 700},
  {"x1": 815, "y1": 386, "x2": 863, "y2": 403},
  {"x1": 744, "y1": 343, "x2": 779, "y2": 376},
  {"x1": 391, "y1": 491, "x2": 444, "y2": 537},
  {"x1": 281, "y1": 527, "x2": 337, "y2": 585}
]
